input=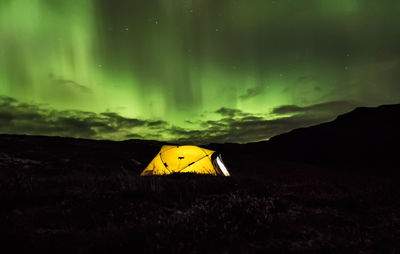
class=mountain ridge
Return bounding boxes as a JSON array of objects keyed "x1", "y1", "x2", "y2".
[{"x1": 245, "y1": 103, "x2": 400, "y2": 170}]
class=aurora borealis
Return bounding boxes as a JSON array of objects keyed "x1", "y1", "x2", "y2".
[{"x1": 1, "y1": 0, "x2": 400, "y2": 143}]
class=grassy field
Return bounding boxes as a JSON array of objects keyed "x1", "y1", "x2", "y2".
[
  {"x1": 0, "y1": 135, "x2": 399, "y2": 253},
  {"x1": 1, "y1": 160, "x2": 399, "y2": 253}
]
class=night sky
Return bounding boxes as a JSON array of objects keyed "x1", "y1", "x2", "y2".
[{"x1": 0, "y1": 0, "x2": 399, "y2": 143}]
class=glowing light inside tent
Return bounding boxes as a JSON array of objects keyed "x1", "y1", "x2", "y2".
[{"x1": 216, "y1": 156, "x2": 230, "y2": 176}]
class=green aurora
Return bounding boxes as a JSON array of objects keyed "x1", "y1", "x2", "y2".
[{"x1": 0, "y1": 0, "x2": 400, "y2": 143}]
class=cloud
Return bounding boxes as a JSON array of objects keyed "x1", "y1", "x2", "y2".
[
  {"x1": 215, "y1": 107, "x2": 249, "y2": 117},
  {"x1": 52, "y1": 79, "x2": 92, "y2": 93},
  {"x1": 100, "y1": 112, "x2": 147, "y2": 128},
  {"x1": 169, "y1": 100, "x2": 360, "y2": 144},
  {"x1": 239, "y1": 86, "x2": 264, "y2": 100},
  {"x1": 169, "y1": 102, "x2": 355, "y2": 144},
  {"x1": 0, "y1": 95, "x2": 166, "y2": 140},
  {"x1": 272, "y1": 100, "x2": 357, "y2": 115},
  {"x1": 147, "y1": 120, "x2": 168, "y2": 128},
  {"x1": 169, "y1": 112, "x2": 330, "y2": 144},
  {"x1": 124, "y1": 133, "x2": 144, "y2": 139},
  {"x1": 0, "y1": 95, "x2": 360, "y2": 144}
]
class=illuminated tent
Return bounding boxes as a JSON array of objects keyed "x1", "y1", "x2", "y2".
[{"x1": 140, "y1": 145, "x2": 230, "y2": 176}]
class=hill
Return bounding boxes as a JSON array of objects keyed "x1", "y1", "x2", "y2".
[{"x1": 244, "y1": 104, "x2": 400, "y2": 170}]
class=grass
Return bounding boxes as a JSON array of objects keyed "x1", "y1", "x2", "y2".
[
  {"x1": 0, "y1": 135, "x2": 399, "y2": 253},
  {"x1": 1, "y1": 166, "x2": 399, "y2": 253}
]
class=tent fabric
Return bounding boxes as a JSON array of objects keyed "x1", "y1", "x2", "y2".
[{"x1": 140, "y1": 145, "x2": 230, "y2": 176}]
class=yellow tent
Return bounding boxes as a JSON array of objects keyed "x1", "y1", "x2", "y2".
[{"x1": 140, "y1": 145, "x2": 230, "y2": 176}]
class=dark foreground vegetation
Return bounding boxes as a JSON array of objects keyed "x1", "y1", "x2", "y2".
[{"x1": 0, "y1": 134, "x2": 399, "y2": 253}]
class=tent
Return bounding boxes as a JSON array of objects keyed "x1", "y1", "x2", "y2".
[{"x1": 140, "y1": 145, "x2": 230, "y2": 176}]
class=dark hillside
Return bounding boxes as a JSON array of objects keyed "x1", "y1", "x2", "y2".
[{"x1": 244, "y1": 104, "x2": 400, "y2": 171}]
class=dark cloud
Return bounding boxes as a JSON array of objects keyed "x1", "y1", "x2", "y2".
[
  {"x1": 52, "y1": 79, "x2": 92, "y2": 93},
  {"x1": 0, "y1": 96, "x2": 166, "y2": 140},
  {"x1": 273, "y1": 105, "x2": 303, "y2": 114},
  {"x1": 100, "y1": 112, "x2": 147, "y2": 128},
  {"x1": 215, "y1": 107, "x2": 242, "y2": 117},
  {"x1": 124, "y1": 133, "x2": 143, "y2": 139},
  {"x1": 215, "y1": 107, "x2": 250, "y2": 117},
  {"x1": 0, "y1": 96, "x2": 360, "y2": 144},
  {"x1": 147, "y1": 120, "x2": 168, "y2": 128},
  {"x1": 239, "y1": 86, "x2": 264, "y2": 100},
  {"x1": 272, "y1": 101, "x2": 357, "y2": 115},
  {"x1": 169, "y1": 112, "x2": 331, "y2": 145},
  {"x1": 170, "y1": 102, "x2": 358, "y2": 144}
]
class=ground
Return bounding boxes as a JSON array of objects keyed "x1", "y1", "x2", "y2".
[{"x1": 0, "y1": 138, "x2": 399, "y2": 253}]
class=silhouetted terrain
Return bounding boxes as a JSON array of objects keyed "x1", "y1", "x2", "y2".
[
  {"x1": 0, "y1": 104, "x2": 400, "y2": 253},
  {"x1": 242, "y1": 104, "x2": 400, "y2": 171}
]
